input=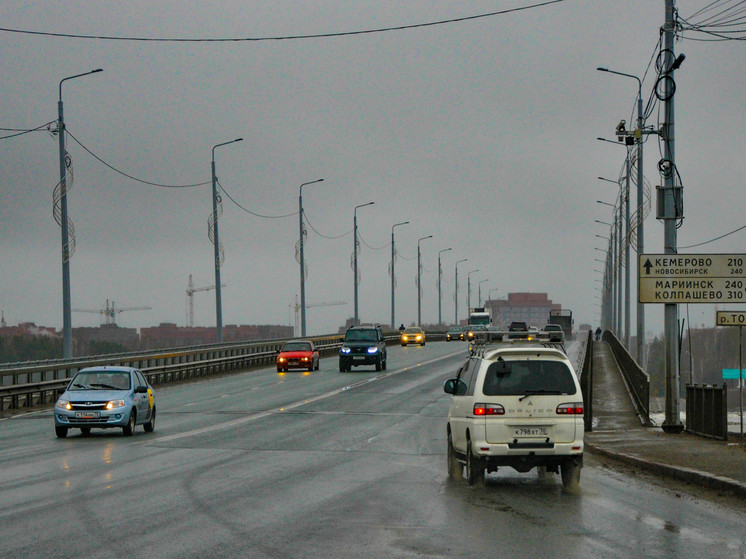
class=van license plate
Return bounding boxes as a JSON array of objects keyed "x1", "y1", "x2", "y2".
[{"x1": 513, "y1": 427, "x2": 548, "y2": 437}]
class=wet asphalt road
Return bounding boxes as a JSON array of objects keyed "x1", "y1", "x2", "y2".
[{"x1": 1, "y1": 342, "x2": 744, "y2": 558}]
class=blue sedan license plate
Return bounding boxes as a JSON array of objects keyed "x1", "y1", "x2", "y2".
[{"x1": 75, "y1": 411, "x2": 100, "y2": 419}]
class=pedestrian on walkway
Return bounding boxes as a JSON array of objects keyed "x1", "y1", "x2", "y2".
[{"x1": 595, "y1": 327, "x2": 602, "y2": 341}]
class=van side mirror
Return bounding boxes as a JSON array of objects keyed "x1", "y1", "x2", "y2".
[{"x1": 443, "y1": 378, "x2": 467, "y2": 395}]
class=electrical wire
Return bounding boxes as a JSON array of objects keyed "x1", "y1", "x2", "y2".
[
  {"x1": 678, "y1": 224, "x2": 746, "y2": 249},
  {"x1": 65, "y1": 128, "x2": 210, "y2": 188},
  {"x1": 0, "y1": 1, "x2": 566, "y2": 43},
  {"x1": 216, "y1": 179, "x2": 297, "y2": 219},
  {"x1": 304, "y1": 212, "x2": 352, "y2": 240},
  {"x1": 0, "y1": 120, "x2": 57, "y2": 141},
  {"x1": 357, "y1": 231, "x2": 390, "y2": 251}
]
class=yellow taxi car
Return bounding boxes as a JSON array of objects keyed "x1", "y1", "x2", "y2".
[{"x1": 401, "y1": 327, "x2": 426, "y2": 346}]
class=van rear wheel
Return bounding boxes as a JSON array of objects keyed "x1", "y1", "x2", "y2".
[
  {"x1": 465, "y1": 439, "x2": 484, "y2": 485},
  {"x1": 561, "y1": 459, "x2": 581, "y2": 489},
  {"x1": 447, "y1": 432, "x2": 462, "y2": 479}
]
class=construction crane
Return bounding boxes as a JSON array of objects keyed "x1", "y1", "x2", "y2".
[
  {"x1": 186, "y1": 274, "x2": 226, "y2": 327},
  {"x1": 72, "y1": 299, "x2": 151, "y2": 325},
  {"x1": 290, "y1": 296, "x2": 346, "y2": 336}
]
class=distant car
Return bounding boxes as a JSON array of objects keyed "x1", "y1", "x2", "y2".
[
  {"x1": 277, "y1": 340, "x2": 320, "y2": 372},
  {"x1": 542, "y1": 324, "x2": 565, "y2": 342},
  {"x1": 339, "y1": 325, "x2": 387, "y2": 372},
  {"x1": 54, "y1": 366, "x2": 155, "y2": 438},
  {"x1": 446, "y1": 326, "x2": 465, "y2": 342},
  {"x1": 465, "y1": 324, "x2": 488, "y2": 342},
  {"x1": 509, "y1": 321, "x2": 528, "y2": 332},
  {"x1": 401, "y1": 327, "x2": 426, "y2": 346}
]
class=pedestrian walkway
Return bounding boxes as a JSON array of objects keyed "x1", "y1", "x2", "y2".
[{"x1": 585, "y1": 340, "x2": 746, "y2": 496}]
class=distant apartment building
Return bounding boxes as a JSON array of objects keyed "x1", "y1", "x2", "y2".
[
  {"x1": 139, "y1": 323, "x2": 294, "y2": 350},
  {"x1": 485, "y1": 293, "x2": 562, "y2": 330},
  {"x1": 0, "y1": 322, "x2": 59, "y2": 339}
]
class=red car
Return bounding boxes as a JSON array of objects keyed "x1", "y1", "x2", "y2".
[{"x1": 276, "y1": 340, "x2": 320, "y2": 372}]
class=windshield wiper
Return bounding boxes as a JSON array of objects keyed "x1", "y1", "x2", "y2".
[
  {"x1": 519, "y1": 389, "x2": 562, "y2": 401},
  {"x1": 90, "y1": 383, "x2": 121, "y2": 390},
  {"x1": 72, "y1": 383, "x2": 90, "y2": 390}
]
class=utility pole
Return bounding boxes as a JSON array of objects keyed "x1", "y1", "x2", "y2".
[
  {"x1": 661, "y1": 0, "x2": 684, "y2": 433},
  {"x1": 299, "y1": 179, "x2": 323, "y2": 337},
  {"x1": 390, "y1": 221, "x2": 409, "y2": 329}
]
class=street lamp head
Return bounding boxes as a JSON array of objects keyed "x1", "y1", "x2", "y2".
[{"x1": 596, "y1": 67, "x2": 609, "y2": 72}]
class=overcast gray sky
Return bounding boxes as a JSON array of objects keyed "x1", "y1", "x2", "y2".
[{"x1": 2, "y1": 1, "x2": 745, "y2": 338}]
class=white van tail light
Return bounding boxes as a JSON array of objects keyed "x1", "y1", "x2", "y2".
[
  {"x1": 556, "y1": 403, "x2": 584, "y2": 415},
  {"x1": 473, "y1": 403, "x2": 505, "y2": 416}
]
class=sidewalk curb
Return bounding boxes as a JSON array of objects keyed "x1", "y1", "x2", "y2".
[{"x1": 586, "y1": 442, "x2": 746, "y2": 497}]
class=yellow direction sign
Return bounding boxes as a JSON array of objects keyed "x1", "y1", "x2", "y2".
[
  {"x1": 638, "y1": 254, "x2": 746, "y2": 303},
  {"x1": 716, "y1": 311, "x2": 746, "y2": 326}
]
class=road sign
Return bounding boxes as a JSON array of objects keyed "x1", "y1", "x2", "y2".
[
  {"x1": 723, "y1": 369, "x2": 746, "y2": 380},
  {"x1": 716, "y1": 311, "x2": 746, "y2": 326},
  {"x1": 639, "y1": 254, "x2": 746, "y2": 303}
]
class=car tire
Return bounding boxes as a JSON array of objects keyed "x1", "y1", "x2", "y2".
[
  {"x1": 447, "y1": 432, "x2": 462, "y2": 480},
  {"x1": 382, "y1": 358, "x2": 387, "y2": 371},
  {"x1": 122, "y1": 411, "x2": 136, "y2": 437},
  {"x1": 401, "y1": 343, "x2": 406, "y2": 347},
  {"x1": 561, "y1": 459, "x2": 581, "y2": 489},
  {"x1": 375, "y1": 357, "x2": 382, "y2": 372},
  {"x1": 144, "y1": 407, "x2": 156, "y2": 433},
  {"x1": 55, "y1": 426, "x2": 68, "y2": 438},
  {"x1": 80, "y1": 427, "x2": 91, "y2": 436},
  {"x1": 465, "y1": 439, "x2": 484, "y2": 486}
]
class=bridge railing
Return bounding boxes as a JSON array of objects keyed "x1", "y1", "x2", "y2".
[
  {"x1": 0, "y1": 330, "x2": 421, "y2": 412},
  {"x1": 0, "y1": 334, "x2": 343, "y2": 412},
  {"x1": 602, "y1": 330, "x2": 651, "y2": 424}
]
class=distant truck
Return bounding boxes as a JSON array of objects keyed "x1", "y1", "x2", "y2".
[
  {"x1": 468, "y1": 307, "x2": 491, "y2": 326},
  {"x1": 549, "y1": 309, "x2": 573, "y2": 339}
]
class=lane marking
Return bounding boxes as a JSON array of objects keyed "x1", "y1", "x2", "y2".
[{"x1": 155, "y1": 349, "x2": 465, "y2": 443}]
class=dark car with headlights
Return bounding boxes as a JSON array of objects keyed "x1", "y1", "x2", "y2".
[
  {"x1": 339, "y1": 325, "x2": 387, "y2": 372},
  {"x1": 54, "y1": 366, "x2": 156, "y2": 438},
  {"x1": 446, "y1": 326, "x2": 465, "y2": 342}
]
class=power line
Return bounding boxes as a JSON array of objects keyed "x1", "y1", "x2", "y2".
[
  {"x1": 304, "y1": 211, "x2": 352, "y2": 240},
  {"x1": 679, "y1": 224, "x2": 746, "y2": 249},
  {"x1": 66, "y1": 128, "x2": 209, "y2": 188},
  {"x1": 0, "y1": 1, "x2": 566, "y2": 43},
  {"x1": 216, "y1": 179, "x2": 297, "y2": 219},
  {"x1": 0, "y1": 120, "x2": 57, "y2": 141}
]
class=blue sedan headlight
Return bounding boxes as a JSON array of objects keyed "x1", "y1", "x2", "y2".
[
  {"x1": 340, "y1": 347, "x2": 351, "y2": 354},
  {"x1": 367, "y1": 347, "x2": 379, "y2": 354}
]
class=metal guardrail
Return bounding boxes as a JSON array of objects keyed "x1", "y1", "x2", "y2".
[
  {"x1": 602, "y1": 330, "x2": 651, "y2": 424},
  {"x1": 0, "y1": 331, "x2": 430, "y2": 413},
  {"x1": 0, "y1": 335, "x2": 344, "y2": 412},
  {"x1": 685, "y1": 383, "x2": 728, "y2": 441},
  {"x1": 580, "y1": 329, "x2": 593, "y2": 432}
]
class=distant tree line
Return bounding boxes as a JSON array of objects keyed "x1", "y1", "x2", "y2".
[{"x1": 645, "y1": 326, "x2": 742, "y2": 397}]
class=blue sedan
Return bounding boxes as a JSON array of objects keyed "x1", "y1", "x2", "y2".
[{"x1": 54, "y1": 366, "x2": 156, "y2": 438}]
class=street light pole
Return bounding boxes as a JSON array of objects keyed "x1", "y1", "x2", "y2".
[
  {"x1": 211, "y1": 137, "x2": 243, "y2": 343},
  {"x1": 478, "y1": 279, "x2": 489, "y2": 307},
  {"x1": 599, "y1": 177, "x2": 624, "y2": 339},
  {"x1": 57, "y1": 68, "x2": 102, "y2": 359},
  {"x1": 299, "y1": 179, "x2": 324, "y2": 337},
  {"x1": 353, "y1": 202, "x2": 374, "y2": 326},
  {"x1": 597, "y1": 66, "x2": 646, "y2": 362},
  {"x1": 661, "y1": 1, "x2": 685, "y2": 433},
  {"x1": 390, "y1": 221, "x2": 409, "y2": 328},
  {"x1": 467, "y1": 270, "x2": 479, "y2": 312},
  {"x1": 437, "y1": 248, "x2": 452, "y2": 326},
  {"x1": 417, "y1": 235, "x2": 432, "y2": 326},
  {"x1": 454, "y1": 259, "x2": 467, "y2": 325}
]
